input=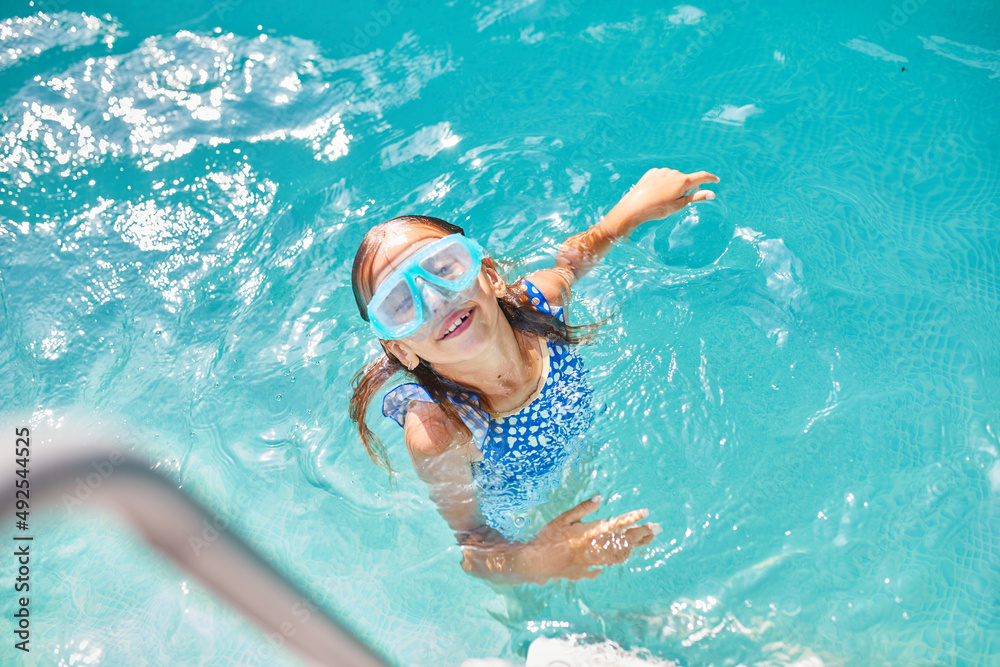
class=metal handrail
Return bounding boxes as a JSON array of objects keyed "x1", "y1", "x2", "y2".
[{"x1": 2, "y1": 442, "x2": 390, "y2": 667}]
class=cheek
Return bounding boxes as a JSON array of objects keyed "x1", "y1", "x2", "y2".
[
  {"x1": 476, "y1": 273, "x2": 494, "y2": 296},
  {"x1": 479, "y1": 300, "x2": 509, "y2": 337},
  {"x1": 473, "y1": 280, "x2": 501, "y2": 315}
]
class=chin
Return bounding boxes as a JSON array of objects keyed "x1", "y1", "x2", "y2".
[
  {"x1": 443, "y1": 330, "x2": 489, "y2": 356},
  {"x1": 430, "y1": 324, "x2": 490, "y2": 361}
]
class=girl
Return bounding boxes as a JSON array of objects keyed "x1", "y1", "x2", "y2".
[{"x1": 350, "y1": 167, "x2": 719, "y2": 585}]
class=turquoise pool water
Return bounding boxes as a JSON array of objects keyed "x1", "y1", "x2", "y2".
[{"x1": 1, "y1": 0, "x2": 998, "y2": 665}]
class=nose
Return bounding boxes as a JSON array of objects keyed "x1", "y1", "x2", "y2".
[{"x1": 416, "y1": 278, "x2": 452, "y2": 313}]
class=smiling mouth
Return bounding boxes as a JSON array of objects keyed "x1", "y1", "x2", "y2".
[{"x1": 438, "y1": 307, "x2": 474, "y2": 340}]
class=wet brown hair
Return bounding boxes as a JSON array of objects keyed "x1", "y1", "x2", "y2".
[{"x1": 349, "y1": 215, "x2": 596, "y2": 472}]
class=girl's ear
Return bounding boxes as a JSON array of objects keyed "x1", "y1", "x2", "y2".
[
  {"x1": 382, "y1": 340, "x2": 420, "y2": 371},
  {"x1": 482, "y1": 259, "x2": 507, "y2": 297}
]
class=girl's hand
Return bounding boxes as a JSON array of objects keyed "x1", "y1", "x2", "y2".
[
  {"x1": 546, "y1": 167, "x2": 720, "y2": 288},
  {"x1": 519, "y1": 495, "x2": 659, "y2": 583},
  {"x1": 615, "y1": 168, "x2": 720, "y2": 227}
]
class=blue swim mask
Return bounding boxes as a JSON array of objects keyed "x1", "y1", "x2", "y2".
[{"x1": 366, "y1": 234, "x2": 487, "y2": 340}]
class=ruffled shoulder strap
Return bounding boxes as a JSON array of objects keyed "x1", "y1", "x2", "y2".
[
  {"x1": 382, "y1": 383, "x2": 433, "y2": 427},
  {"x1": 381, "y1": 382, "x2": 490, "y2": 450},
  {"x1": 520, "y1": 278, "x2": 565, "y2": 323}
]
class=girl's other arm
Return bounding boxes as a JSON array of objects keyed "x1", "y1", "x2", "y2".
[
  {"x1": 403, "y1": 400, "x2": 486, "y2": 533},
  {"x1": 403, "y1": 403, "x2": 541, "y2": 584},
  {"x1": 404, "y1": 402, "x2": 658, "y2": 585}
]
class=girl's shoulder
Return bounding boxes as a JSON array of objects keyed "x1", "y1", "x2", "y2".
[
  {"x1": 383, "y1": 383, "x2": 491, "y2": 447},
  {"x1": 522, "y1": 267, "x2": 573, "y2": 310},
  {"x1": 518, "y1": 274, "x2": 567, "y2": 323},
  {"x1": 401, "y1": 399, "x2": 458, "y2": 457}
]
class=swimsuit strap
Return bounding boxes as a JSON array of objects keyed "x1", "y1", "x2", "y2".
[{"x1": 521, "y1": 278, "x2": 564, "y2": 323}]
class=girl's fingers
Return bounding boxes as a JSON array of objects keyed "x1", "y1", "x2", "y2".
[
  {"x1": 591, "y1": 520, "x2": 658, "y2": 556},
  {"x1": 605, "y1": 508, "x2": 649, "y2": 532},
  {"x1": 558, "y1": 494, "x2": 602, "y2": 525},
  {"x1": 572, "y1": 521, "x2": 664, "y2": 576},
  {"x1": 629, "y1": 533, "x2": 652, "y2": 548},
  {"x1": 586, "y1": 539, "x2": 630, "y2": 564},
  {"x1": 688, "y1": 170, "x2": 720, "y2": 184},
  {"x1": 674, "y1": 189, "x2": 715, "y2": 207},
  {"x1": 625, "y1": 524, "x2": 658, "y2": 547}
]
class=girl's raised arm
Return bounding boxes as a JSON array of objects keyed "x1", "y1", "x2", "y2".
[{"x1": 528, "y1": 167, "x2": 719, "y2": 305}]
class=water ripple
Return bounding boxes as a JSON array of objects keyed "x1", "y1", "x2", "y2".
[{"x1": 0, "y1": 11, "x2": 120, "y2": 71}]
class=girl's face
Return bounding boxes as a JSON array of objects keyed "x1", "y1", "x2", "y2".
[{"x1": 366, "y1": 226, "x2": 507, "y2": 368}]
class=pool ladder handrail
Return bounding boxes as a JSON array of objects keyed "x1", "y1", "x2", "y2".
[{"x1": 2, "y1": 444, "x2": 389, "y2": 667}]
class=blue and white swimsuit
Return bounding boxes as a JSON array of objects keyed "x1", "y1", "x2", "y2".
[{"x1": 382, "y1": 280, "x2": 594, "y2": 539}]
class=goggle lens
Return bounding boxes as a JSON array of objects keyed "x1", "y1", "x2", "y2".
[
  {"x1": 418, "y1": 241, "x2": 473, "y2": 283},
  {"x1": 375, "y1": 277, "x2": 416, "y2": 328}
]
